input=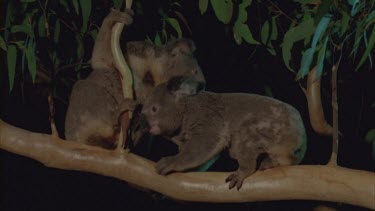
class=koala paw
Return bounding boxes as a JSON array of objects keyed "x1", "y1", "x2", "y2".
[
  {"x1": 225, "y1": 172, "x2": 246, "y2": 190},
  {"x1": 107, "y1": 8, "x2": 134, "y2": 25},
  {"x1": 156, "y1": 156, "x2": 176, "y2": 175}
]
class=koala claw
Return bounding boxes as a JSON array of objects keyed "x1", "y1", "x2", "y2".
[
  {"x1": 156, "y1": 157, "x2": 175, "y2": 175},
  {"x1": 225, "y1": 172, "x2": 245, "y2": 190}
]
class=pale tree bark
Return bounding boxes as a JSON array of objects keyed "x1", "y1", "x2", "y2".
[{"x1": 0, "y1": 119, "x2": 374, "y2": 209}]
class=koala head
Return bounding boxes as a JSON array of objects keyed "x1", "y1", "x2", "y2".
[{"x1": 141, "y1": 76, "x2": 204, "y2": 136}]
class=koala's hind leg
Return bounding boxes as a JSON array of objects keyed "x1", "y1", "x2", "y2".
[
  {"x1": 225, "y1": 153, "x2": 257, "y2": 190},
  {"x1": 259, "y1": 151, "x2": 298, "y2": 170}
]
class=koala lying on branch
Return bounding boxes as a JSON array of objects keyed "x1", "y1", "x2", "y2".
[
  {"x1": 65, "y1": 9, "x2": 205, "y2": 149},
  {"x1": 139, "y1": 76, "x2": 307, "y2": 190}
]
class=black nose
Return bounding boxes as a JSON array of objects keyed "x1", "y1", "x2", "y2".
[{"x1": 197, "y1": 82, "x2": 206, "y2": 92}]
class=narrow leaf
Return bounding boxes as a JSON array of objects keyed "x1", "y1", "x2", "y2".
[
  {"x1": 297, "y1": 47, "x2": 313, "y2": 79},
  {"x1": 237, "y1": 0, "x2": 251, "y2": 23},
  {"x1": 281, "y1": 18, "x2": 315, "y2": 71},
  {"x1": 199, "y1": 0, "x2": 209, "y2": 15},
  {"x1": 73, "y1": 0, "x2": 80, "y2": 14},
  {"x1": 54, "y1": 20, "x2": 60, "y2": 43},
  {"x1": 271, "y1": 16, "x2": 278, "y2": 40},
  {"x1": 154, "y1": 33, "x2": 161, "y2": 46},
  {"x1": 89, "y1": 29, "x2": 98, "y2": 40},
  {"x1": 365, "y1": 129, "x2": 375, "y2": 143},
  {"x1": 316, "y1": 36, "x2": 329, "y2": 78},
  {"x1": 80, "y1": 0, "x2": 92, "y2": 32},
  {"x1": 11, "y1": 24, "x2": 33, "y2": 37},
  {"x1": 38, "y1": 15, "x2": 46, "y2": 37},
  {"x1": 196, "y1": 154, "x2": 220, "y2": 172},
  {"x1": 356, "y1": 26, "x2": 375, "y2": 70},
  {"x1": 0, "y1": 35, "x2": 7, "y2": 51},
  {"x1": 261, "y1": 20, "x2": 270, "y2": 45},
  {"x1": 113, "y1": 0, "x2": 123, "y2": 9},
  {"x1": 166, "y1": 18, "x2": 182, "y2": 38},
  {"x1": 234, "y1": 23, "x2": 259, "y2": 45},
  {"x1": 210, "y1": 0, "x2": 233, "y2": 24},
  {"x1": 7, "y1": 45, "x2": 17, "y2": 92},
  {"x1": 25, "y1": 40, "x2": 37, "y2": 82}
]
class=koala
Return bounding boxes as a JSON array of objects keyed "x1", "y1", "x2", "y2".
[
  {"x1": 65, "y1": 9, "x2": 205, "y2": 149},
  {"x1": 140, "y1": 76, "x2": 307, "y2": 190}
]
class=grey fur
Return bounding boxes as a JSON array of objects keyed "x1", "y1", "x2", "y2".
[{"x1": 141, "y1": 76, "x2": 307, "y2": 190}]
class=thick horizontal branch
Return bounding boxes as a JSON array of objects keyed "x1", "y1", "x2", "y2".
[{"x1": 0, "y1": 119, "x2": 374, "y2": 209}]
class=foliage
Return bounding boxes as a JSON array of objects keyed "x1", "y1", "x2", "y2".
[{"x1": 199, "y1": 0, "x2": 375, "y2": 79}]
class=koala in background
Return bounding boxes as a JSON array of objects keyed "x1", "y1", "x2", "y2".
[
  {"x1": 65, "y1": 9, "x2": 205, "y2": 149},
  {"x1": 139, "y1": 76, "x2": 307, "y2": 190}
]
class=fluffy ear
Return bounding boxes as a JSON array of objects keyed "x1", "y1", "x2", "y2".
[
  {"x1": 167, "y1": 76, "x2": 202, "y2": 99},
  {"x1": 168, "y1": 38, "x2": 196, "y2": 56}
]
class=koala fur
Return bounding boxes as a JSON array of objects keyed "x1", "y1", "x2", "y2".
[
  {"x1": 140, "y1": 76, "x2": 307, "y2": 190},
  {"x1": 64, "y1": 9, "x2": 205, "y2": 148}
]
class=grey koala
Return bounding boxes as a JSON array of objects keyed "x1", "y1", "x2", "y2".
[{"x1": 140, "y1": 76, "x2": 307, "y2": 190}]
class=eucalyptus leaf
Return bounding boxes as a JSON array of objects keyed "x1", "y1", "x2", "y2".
[
  {"x1": 54, "y1": 20, "x2": 60, "y2": 43},
  {"x1": 25, "y1": 40, "x2": 37, "y2": 82},
  {"x1": 166, "y1": 18, "x2": 182, "y2": 38},
  {"x1": 154, "y1": 33, "x2": 162, "y2": 46},
  {"x1": 196, "y1": 154, "x2": 220, "y2": 172},
  {"x1": 0, "y1": 35, "x2": 7, "y2": 51},
  {"x1": 281, "y1": 18, "x2": 315, "y2": 71},
  {"x1": 11, "y1": 24, "x2": 33, "y2": 37},
  {"x1": 73, "y1": 0, "x2": 80, "y2": 15},
  {"x1": 365, "y1": 129, "x2": 375, "y2": 143},
  {"x1": 59, "y1": 0, "x2": 70, "y2": 12},
  {"x1": 271, "y1": 16, "x2": 278, "y2": 40},
  {"x1": 113, "y1": 0, "x2": 123, "y2": 9},
  {"x1": 261, "y1": 20, "x2": 270, "y2": 45},
  {"x1": 80, "y1": 0, "x2": 92, "y2": 32},
  {"x1": 299, "y1": 14, "x2": 332, "y2": 78},
  {"x1": 89, "y1": 29, "x2": 98, "y2": 40},
  {"x1": 199, "y1": 0, "x2": 209, "y2": 15},
  {"x1": 210, "y1": 0, "x2": 233, "y2": 24},
  {"x1": 316, "y1": 36, "x2": 329, "y2": 78},
  {"x1": 233, "y1": 23, "x2": 259, "y2": 45},
  {"x1": 7, "y1": 45, "x2": 17, "y2": 92},
  {"x1": 237, "y1": 0, "x2": 251, "y2": 23},
  {"x1": 356, "y1": 26, "x2": 375, "y2": 70},
  {"x1": 340, "y1": 10, "x2": 350, "y2": 37},
  {"x1": 38, "y1": 15, "x2": 46, "y2": 37}
]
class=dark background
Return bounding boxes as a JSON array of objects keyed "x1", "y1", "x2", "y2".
[{"x1": 1, "y1": 1, "x2": 374, "y2": 210}]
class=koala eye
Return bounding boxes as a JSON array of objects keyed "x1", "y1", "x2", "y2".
[{"x1": 152, "y1": 106, "x2": 158, "y2": 113}]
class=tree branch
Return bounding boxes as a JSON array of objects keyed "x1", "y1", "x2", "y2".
[{"x1": 0, "y1": 119, "x2": 374, "y2": 209}]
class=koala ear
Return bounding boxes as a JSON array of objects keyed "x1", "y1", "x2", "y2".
[
  {"x1": 170, "y1": 39, "x2": 196, "y2": 56},
  {"x1": 167, "y1": 76, "x2": 201, "y2": 99}
]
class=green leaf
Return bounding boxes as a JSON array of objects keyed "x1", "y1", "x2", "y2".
[
  {"x1": 271, "y1": 16, "x2": 278, "y2": 40},
  {"x1": 89, "y1": 29, "x2": 98, "y2": 40},
  {"x1": 73, "y1": 0, "x2": 80, "y2": 14},
  {"x1": 59, "y1": 0, "x2": 70, "y2": 12},
  {"x1": 54, "y1": 20, "x2": 60, "y2": 43},
  {"x1": 11, "y1": 24, "x2": 33, "y2": 37},
  {"x1": 196, "y1": 154, "x2": 220, "y2": 172},
  {"x1": 261, "y1": 20, "x2": 270, "y2": 44},
  {"x1": 0, "y1": 35, "x2": 7, "y2": 51},
  {"x1": 365, "y1": 129, "x2": 375, "y2": 143},
  {"x1": 199, "y1": 0, "x2": 209, "y2": 15},
  {"x1": 233, "y1": 23, "x2": 259, "y2": 45},
  {"x1": 339, "y1": 10, "x2": 350, "y2": 37},
  {"x1": 38, "y1": 15, "x2": 46, "y2": 37},
  {"x1": 154, "y1": 33, "x2": 161, "y2": 46},
  {"x1": 281, "y1": 18, "x2": 315, "y2": 71},
  {"x1": 299, "y1": 15, "x2": 332, "y2": 78},
  {"x1": 25, "y1": 40, "x2": 37, "y2": 82},
  {"x1": 210, "y1": 0, "x2": 233, "y2": 24},
  {"x1": 80, "y1": 0, "x2": 91, "y2": 32},
  {"x1": 113, "y1": 0, "x2": 123, "y2": 9},
  {"x1": 350, "y1": 0, "x2": 364, "y2": 16},
  {"x1": 356, "y1": 25, "x2": 375, "y2": 70},
  {"x1": 7, "y1": 45, "x2": 17, "y2": 91},
  {"x1": 166, "y1": 18, "x2": 182, "y2": 38},
  {"x1": 237, "y1": 0, "x2": 251, "y2": 23},
  {"x1": 316, "y1": 36, "x2": 329, "y2": 78},
  {"x1": 314, "y1": 0, "x2": 332, "y2": 24}
]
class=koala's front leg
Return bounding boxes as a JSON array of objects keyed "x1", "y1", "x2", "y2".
[{"x1": 91, "y1": 9, "x2": 134, "y2": 71}]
